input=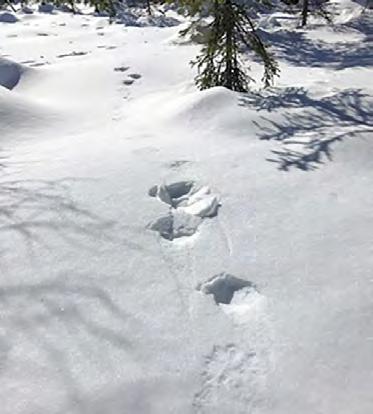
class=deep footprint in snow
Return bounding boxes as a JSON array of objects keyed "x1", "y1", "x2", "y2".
[
  {"x1": 123, "y1": 79, "x2": 135, "y2": 85},
  {"x1": 148, "y1": 181, "x2": 220, "y2": 217},
  {"x1": 122, "y1": 73, "x2": 142, "y2": 86},
  {"x1": 147, "y1": 211, "x2": 202, "y2": 241},
  {"x1": 148, "y1": 181, "x2": 194, "y2": 207},
  {"x1": 128, "y1": 73, "x2": 142, "y2": 80},
  {"x1": 114, "y1": 66, "x2": 129, "y2": 72},
  {"x1": 193, "y1": 344, "x2": 259, "y2": 412},
  {"x1": 147, "y1": 181, "x2": 220, "y2": 240},
  {"x1": 197, "y1": 273, "x2": 255, "y2": 304}
]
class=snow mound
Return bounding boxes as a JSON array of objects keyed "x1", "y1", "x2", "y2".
[
  {"x1": 158, "y1": 86, "x2": 255, "y2": 134},
  {"x1": 166, "y1": 87, "x2": 238, "y2": 123},
  {"x1": 0, "y1": 58, "x2": 28, "y2": 90},
  {"x1": 0, "y1": 87, "x2": 49, "y2": 134},
  {"x1": 126, "y1": 86, "x2": 253, "y2": 134},
  {"x1": 0, "y1": 12, "x2": 18, "y2": 23}
]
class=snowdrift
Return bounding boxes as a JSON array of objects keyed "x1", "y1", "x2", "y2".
[
  {"x1": 127, "y1": 86, "x2": 256, "y2": 135},
  {"x1": 0, "y1": 87, "x2": 52, "y2": 135}
]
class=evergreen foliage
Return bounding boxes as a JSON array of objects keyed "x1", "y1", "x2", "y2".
[
  {"x1": 0, "y1": 0, "x2": 339, "y2": 92},
  {"x1": 301, "y1": 0, "x2": 332, "y2": 26},
  {"x1": 191, "y1": 0, "x2": 279, "y2": 91}
]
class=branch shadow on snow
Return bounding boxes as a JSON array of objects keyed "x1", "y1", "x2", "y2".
[
  {"x1": 0, "y1": 277, "x2": 133, "y2": 412},
  {"x1": 258, "y1": 16, "x2": 373, "y2": 70},
  {"x1": 0, "y1": 176, "x2": 111, "y2": 254},
  {"x1": 240, "y1": 87, "x2": 373, "y2": 170},
  {"x1": 0, "y1": 169, "x2": 144, "y2": 257}
]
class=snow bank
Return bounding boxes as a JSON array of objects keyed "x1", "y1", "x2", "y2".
[{"x1": 127, "y1": 86, "x2": 255, "y2": 135}]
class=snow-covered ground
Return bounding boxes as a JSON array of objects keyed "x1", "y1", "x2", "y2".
[{"x1": 0, "y1": 1, "x2": 372, "y2": 413}]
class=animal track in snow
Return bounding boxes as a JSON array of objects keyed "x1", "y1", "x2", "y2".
[
  {"x1": 147, "y1": 181, "x2": 220, "y2": 240},
  {"x1": 147, "y1": 211, "x2": 201, "y2": 241},
  {"x1": 114, "y1": 66, "x2": 129, "y2": 72},
  {"x1": 121, "y1": 73, "x2": 142, "y2": 86},
  {"x1": 148, "y1": 181, "x2": 220, "y2": 217},
  {"x1": 30, "y1": 62, "x2": 49, "y2": 67},
  {"x1": 193, "y1": 344, "x2": 260, "y2": 413},
  {"x1": 123, "y1": 79, "x2": 134, "y2": 85},
  {"x1": 197, "y1": 273, "x2": 255, "y2": 305},
  {"x1": 167, "y1": 160, "x2": 191, "y2": 169},
  {"x1": 57, "y1": 51, "x2": 88, "y2": 58},
  {"x1": 198, "y1": 273, "x2": 267, "y2": 328},
  {"x1": 128, "y1": 73, "x2": 141, "y2": 80}
]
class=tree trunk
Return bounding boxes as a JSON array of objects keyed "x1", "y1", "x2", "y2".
[
  {"x1": 301, "y1": 0, "x2": 309, "y2": 26},
  {"x1": 224, "y1": 0, "x2": 234, "y2": 89},
  {"x1": 5, "y1": 0, "x2": 17, "y2": 12}
]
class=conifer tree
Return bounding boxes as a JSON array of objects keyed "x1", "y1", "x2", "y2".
[
  {"x1": 299, "y1": 0, "x2": 331, "y2": 26},
  {"x1": 190, "y1": 0, "x2": 279, "y2": 91}
]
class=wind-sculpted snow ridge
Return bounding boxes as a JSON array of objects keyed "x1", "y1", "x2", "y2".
[{"x1": 147, "y1": 181, "x2": 221, "y2": 240}]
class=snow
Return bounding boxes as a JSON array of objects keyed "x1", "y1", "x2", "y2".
[{"x1": 0, "y1": 1, "x2": 372, "y2": 413}]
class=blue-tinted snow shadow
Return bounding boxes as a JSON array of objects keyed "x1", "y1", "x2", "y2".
[
  {"x1": 0, "y1": 277, "x2": 134, "y2": 412},
  {"x1": 0, "y1": 168, "x2": 144, "y2": 257},
  {"x1": 257, "y1": 12, "x2": 373, "y2": 69},
  {"x1": 240, "y1": 87, "x2": 373, "y2": 170}
]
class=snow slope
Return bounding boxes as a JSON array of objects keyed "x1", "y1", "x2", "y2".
[{"x1": 0, "y1": 2, "x2": 372, "y2": 413}]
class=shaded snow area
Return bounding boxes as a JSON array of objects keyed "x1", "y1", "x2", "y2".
[{"x1": 0, "y1": 1, "x2": 372, "y2": 413}]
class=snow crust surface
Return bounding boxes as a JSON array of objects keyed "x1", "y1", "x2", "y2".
[{"x1": 0, "y1": 1, "x2": 372, "y2": 413}]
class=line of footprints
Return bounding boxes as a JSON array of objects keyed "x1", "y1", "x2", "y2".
[
  {"x1": 146, "y1": 180, "x2": 260, "y2": 306},
  {"x1": 114, "y1": 65, "x2": 142, "y2": 85}
]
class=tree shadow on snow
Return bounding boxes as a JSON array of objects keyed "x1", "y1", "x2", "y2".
[
  {"x1": 240, "y1": 87, "x2": 373, "y2": 170},
  {"x1": 258, "y1": 14, "x2": 373, "y2": 70},
  {"x1": 0, "y1": 157, "x2": 146, "y2": 411},
  {"x1": 0, "y1": 165, "x2": 144, "y2": 257},
  {"x1": 0, "y1": 277, "x2": 135, "y2": 412}
]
